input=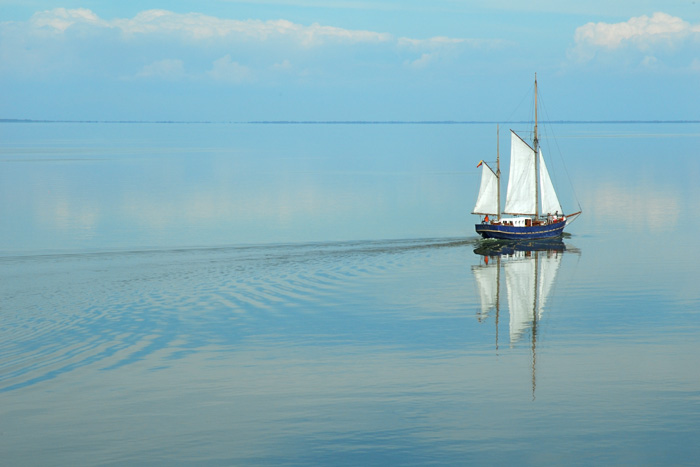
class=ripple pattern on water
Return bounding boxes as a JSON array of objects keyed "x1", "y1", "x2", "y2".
[{"x1": 0, "y1": 238, "x2": 475, "y2": 392}]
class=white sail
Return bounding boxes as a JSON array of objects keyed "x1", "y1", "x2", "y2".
[
  {"x1": 505, "y1": 257, "x2": 536, "y2": 344},
  {"x1": 539, "y1": 149, "x2": 563, "y2": 216},
  {"x1": 537, "y1": 251, "x2": 562, "y2": 320},
  {"x1": 472, "y1": 163, "x2": 499, "y2": 215},
  {"x1": 472, "y1": 263, "x2": 498, "y2": 318},
  {"x1": 504, "y1": 131, "x2": 536, "y2": 215}
]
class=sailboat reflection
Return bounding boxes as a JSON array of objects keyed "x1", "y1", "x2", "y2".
[{"x1": 472, "y1": 238, "x2": 576, "y2": 398}]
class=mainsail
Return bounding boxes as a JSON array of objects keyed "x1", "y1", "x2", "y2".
[
  {"x1": 501, "y1": 131, "x2": 562, "y2": 217},
  {"x1": 504, "y1": 131, "x2": 536, "y2": 215},
  {"x1": 472, "y1": 163, "x2": 499, "y2": 215}
]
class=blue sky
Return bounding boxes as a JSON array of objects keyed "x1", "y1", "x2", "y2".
[{"x1": 1, "y1": 1, "x2": 699, "y2": 121}]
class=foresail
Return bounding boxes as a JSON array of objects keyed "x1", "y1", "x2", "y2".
[
  {"x1": 539, "y1": 150, "x2": 563, "y2": 216},
  {"x1": 504, "y1": 131, "x2": 536, "y2": 215},
  {"x1": 472, "y1": 163, "x2": 499, "y2": 215}
]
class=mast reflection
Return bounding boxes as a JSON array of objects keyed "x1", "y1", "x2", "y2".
[{"x1": 472, "y1": 238, "x2": 576, "y2": 399}]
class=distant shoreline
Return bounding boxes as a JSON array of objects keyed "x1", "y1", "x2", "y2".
[{"x1": 1, "y1": 119, "x2": 699, "y2": 125}]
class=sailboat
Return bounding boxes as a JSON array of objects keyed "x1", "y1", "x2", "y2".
[{"x1": 473, "y1": 75, "x2": 581, "y2": 240}]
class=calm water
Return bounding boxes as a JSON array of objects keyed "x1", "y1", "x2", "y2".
[{"x1": 1, "y1": 122, "x2": 700, "y2": 465}]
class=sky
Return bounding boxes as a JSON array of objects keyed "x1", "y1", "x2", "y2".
[{"x1": 1, "y1": 1, "x2": 699, "y2": 121}]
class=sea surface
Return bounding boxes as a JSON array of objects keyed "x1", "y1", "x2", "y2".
[{"x1": 1, "y1": 122, "x2": 699, "y2": 465}]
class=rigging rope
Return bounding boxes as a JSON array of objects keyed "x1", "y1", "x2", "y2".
[{"x1": 535, "y1": 86, "x2": 584, "y2": 215}]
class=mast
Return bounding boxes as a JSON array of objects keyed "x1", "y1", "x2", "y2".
[
  {"x1": 534, "y1": 73, "x2": 540, "y2": 219},
  {"x1": 497, "y1": 124, "x2": 501, "y2": 221}
]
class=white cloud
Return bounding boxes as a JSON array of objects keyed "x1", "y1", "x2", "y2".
[
  {"x1": 398, "y1": 36, "x2": 498, "y2": 49},
  {"x1": 396, "y1": 36, "x2": 489, "y2": 70},
  {"x1": 398, "y1": 35, "x2": 508, "y2": 70},
  {"x1": 640, "y1": 55, "x2": 658, "y2": 69},
  {"x1": 136, "y1": 59, "x2": 186, "y2": 80},
  {"x1": 406, "y1": 53, "x2": 434, "y2": 69},
  {"x1": 24, "y1": 8, "x2": 392, "y2": 46},
  {"x1": 570, "y1": 12, "x2": 700, "y2": 63},
  {"x1": 271, "y1": 59, "x2": 293, "y2": 71},
  {"x1": 691, "y1": 58, "x2": 700, "y2": 72},
  {"x1": 0, "y1": 7, "x2": 498, "y2": 86},
  {"x1": 575, "y1": 12, "x2": 694, "y2": 49},
  {"x1": 208, "y1": 55, "x2": 253, "y2": 83},
  {"x1": 295, "y1": 21, "x2": 391, "y2": 46},
  {"x1": 29, "y1": 7, "x2": 106, "y2": 33}
]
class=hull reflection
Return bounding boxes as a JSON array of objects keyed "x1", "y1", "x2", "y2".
[{"x1": 474, "y1": 238, "x2": 566, "y2": 257}]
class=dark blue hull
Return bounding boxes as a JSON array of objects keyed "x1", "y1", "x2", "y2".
[{"x1": 475, "y1": 221, "x2": 566, "y2": 240}]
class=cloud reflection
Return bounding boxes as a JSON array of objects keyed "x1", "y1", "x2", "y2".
[
  {"x1": 587, "y1": 182, "x2": 680, "y2": 232},
  {"x1": 37, "y1": 192, "x2": 100, "y2": 238}
]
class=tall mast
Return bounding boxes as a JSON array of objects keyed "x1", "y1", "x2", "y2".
[
  {"x1": 497, "y1": 124, "x2": 501, "y2": 221},
  {"x1": 534, "y1": 73, "x2": 540, "y2": 219}
]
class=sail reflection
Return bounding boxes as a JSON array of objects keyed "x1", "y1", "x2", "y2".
[
  {"x1": 472, "y1": 239, "x2": 575, "y2": 398},
  {"x1": 473, "y1": 239, "x2": 567, "y2": 345}
]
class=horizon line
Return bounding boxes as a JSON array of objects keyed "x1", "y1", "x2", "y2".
[{"x1": 1, "y1": 118, "x2": 699, "y2": 125}]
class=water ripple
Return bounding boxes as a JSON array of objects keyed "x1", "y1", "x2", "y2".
[{"x1": 0, "y1": 237, "x2": 475, "y2": 392}]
